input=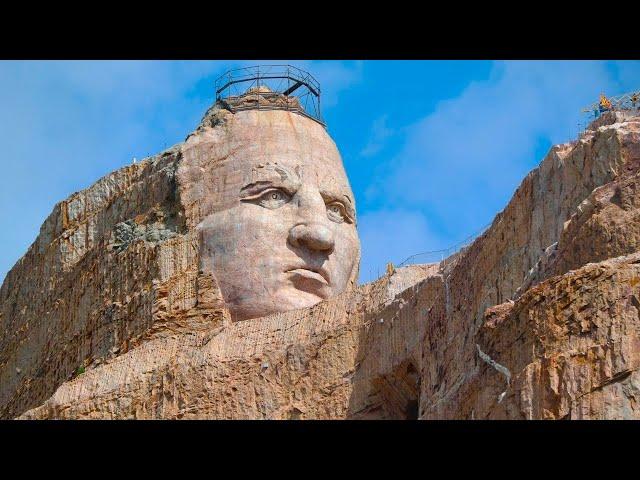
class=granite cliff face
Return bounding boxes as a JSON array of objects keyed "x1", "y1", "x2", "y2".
[{"x1": 2, "y1": 108, "x2": 640, "y2": 419}]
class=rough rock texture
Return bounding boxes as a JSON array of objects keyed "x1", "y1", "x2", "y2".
[
  {"x1": 420, "y1": 111, "x2": 640, "y2": 419},
  {"x1": 472, "y1": 253, "x2": 640, "y2": 419},
  {"x1": 4, "y1": 108, "x2": 640, "y2": 420},
  {"x1": 221, "y1": 86, "x2": 305, "y2": 114},
  {"x1": 0, "y1": 146, "x2": 217, "y2": 420},
  {"x1": 1, "y1": 101, "x2": 361, "y2": 419},
  {"x1": 21, "y1": 265, "x2": 439, "y2": 419}
]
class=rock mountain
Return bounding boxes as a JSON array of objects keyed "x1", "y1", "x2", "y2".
[{"x1": 1, "y1": 104, "x2": 640, "y2": 419}]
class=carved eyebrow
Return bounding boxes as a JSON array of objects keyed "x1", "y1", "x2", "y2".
[
  {"x1": 239, "y1": 178, "x2": 299, "y2": 199},
  {"x1": 320, "y1": 189, "x2": 354, "y2": 205},
  {"x1": 320, "y1": 189, "x2": 356, "y2": 222},
  {"x1": 240, "y1": 164, "x2": 302, "y2": 198},
  {"x1": 240, "y1": 180, "x2": 276, "y2": 197}
]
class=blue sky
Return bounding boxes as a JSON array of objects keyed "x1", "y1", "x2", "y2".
[{"x1": 1, "y1": 60, "x2": 639, "y2": 284}]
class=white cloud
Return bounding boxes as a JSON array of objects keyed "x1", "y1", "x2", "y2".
[
  {"x1": 368, "y1": 61, "x2": 635, "y2": 237},
  {"x1": 360, "y1": 114, "x2": 393, "y2": 157},
  {"x1": 358, "y1": 60, "x2": 640, "y2": 283},
  {"x1": 0, "y1": 60, "x2": 235, "y2": 284},
  {"x1": 306, "y1": 60, "x2": 363, "y2": 108},
  {"x1": 0, "y1": 60, "x2": 364, "y2": 284}
]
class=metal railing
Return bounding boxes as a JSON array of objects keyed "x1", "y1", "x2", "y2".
[
  {"x1": 397, "y1": 222, "x2": 492, "y2": 267},
  {"x1": 573, "y1": 89, "x2": 639, "y2": 138},
  {"x1": 214, "y1": 65, "x2": 324, "y2": 126},
  {"x1": 581, "y1": 89, "x2": 640, "y2": 117}
]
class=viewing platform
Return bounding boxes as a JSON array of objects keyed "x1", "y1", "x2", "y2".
[{"x1": 214, "y1": 65, "x2": 325, "y2": 127}]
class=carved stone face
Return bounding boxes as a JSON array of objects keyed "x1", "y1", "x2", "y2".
[{"x1": 187, "y1": 109, "x2": 360, "y2": 321}]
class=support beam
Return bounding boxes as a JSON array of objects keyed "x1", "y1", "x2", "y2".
[{"x1": 282, "y1": 81, "x2": 303, "y2": 96}]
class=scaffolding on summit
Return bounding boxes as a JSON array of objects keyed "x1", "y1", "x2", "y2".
[
  {"x1": 575, "y1": 89, "x2": 639, "y2": 137},
  {"x1": 582, "y1": 89, "x2": 640, "y2": 119},
  {"x1": 214, "y1": 65, "x2": 325, "y2": 127}
]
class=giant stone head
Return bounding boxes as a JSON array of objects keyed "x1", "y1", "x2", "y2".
[{"x1": 179, "y1": 85, "x2": 360, "y2": 321}]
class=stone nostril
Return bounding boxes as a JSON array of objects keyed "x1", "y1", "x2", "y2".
[
  {"x1": 306, "y1": 226, "x2": 334, "y2": 252},
  {"x1": 289, "y1": 224, "x2": 335, "y2": 252}
]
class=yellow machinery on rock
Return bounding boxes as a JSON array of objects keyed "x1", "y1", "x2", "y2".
[{"x1": 582, "y1": 89, "x2": 640, "y2": 119}]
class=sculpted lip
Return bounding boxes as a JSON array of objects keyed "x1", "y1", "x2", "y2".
[{"x1": 285, "y1": 267, "x2": 330, "y2": 286}]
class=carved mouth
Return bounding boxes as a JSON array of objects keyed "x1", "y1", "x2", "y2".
[{"x1": 285, "y1": 267, "x2": 330, "y2": 286}]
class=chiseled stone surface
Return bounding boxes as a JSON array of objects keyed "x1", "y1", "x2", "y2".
[
  {"x1": 472, "y1": 253, "x2": 640, "y2": 419},
  {"x1": 0, "y1": 148, "x2": 197, "y2": 420},
  {"x1": 4, "y1": 104, "x2": 640, "y2": 420}
]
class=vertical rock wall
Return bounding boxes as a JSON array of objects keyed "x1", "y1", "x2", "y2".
[
  {"x1": 420, "y1": 111, "x2": 640, "y2": 419},
  {"x1": 0, "y1": 148, "x2": 228, "y2": 419}
]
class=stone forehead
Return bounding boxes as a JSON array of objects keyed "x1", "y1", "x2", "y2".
[
  {"x1": 225, "y1": 111, "x2": 343, "y2": 163},
  {"x1": 179, "y1": 109, "x2": 356, "y2": 225},
  {"x1": 213, "y1": 111, "x2": 352, "y2": 190},
  {"x1": 228, "y1": 109, "x2": 331, "y2": 141}
]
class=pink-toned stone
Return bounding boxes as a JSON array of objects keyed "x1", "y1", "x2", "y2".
[{"x1": 180, "y1": 107, "x2": 360, "y2": 321}]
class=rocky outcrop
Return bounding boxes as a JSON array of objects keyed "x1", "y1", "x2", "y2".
[
  {"x1": 0, "y1": 146, "x2": 211, "y2": 419},
  {"x1": 419, "y1": 111, "x2": 640, "y2": 419},
  {"x1": 472, "y1": 253, "x2": 640, "y2": 419},
  {"x1": 1, "y1": 103, "x2": 356, "y2": 419},
  {"x1": 3, "y1": 108, "x2": 640, "y2": 420}
]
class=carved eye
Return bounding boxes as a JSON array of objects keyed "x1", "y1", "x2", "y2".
[
  {"x1": 326, "y1": 202, "x2": 346, "y2": 223},
  {"x1": 258, "y1": 189, "x2": 291, "y2": 209}
]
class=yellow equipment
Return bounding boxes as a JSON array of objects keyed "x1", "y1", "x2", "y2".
[
  {"x1": 386, "y1": 262, "x2": 395, "y2": 276},
  {"x1": 599, "y1": 93, "x2": 612, "y2": 110}
]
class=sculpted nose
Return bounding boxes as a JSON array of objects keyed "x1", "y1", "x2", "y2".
[
  {"x1": 289, "y1": 185, "x2": 335, "y2": 252},
  {"x1": 289, "y1": 223, "x2": 335, "y2": 252}
]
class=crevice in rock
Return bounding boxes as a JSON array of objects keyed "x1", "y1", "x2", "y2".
[{"x1": 349, "y1": 360, "x2": 421, "y2": 420}]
